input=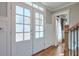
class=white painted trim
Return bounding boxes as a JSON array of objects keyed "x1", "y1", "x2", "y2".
[
  {"x1": 54, "y1": 9, "x2": 70, "y2": 25},
  {"x1": 41, "y1": 2, "x2": 77, "y2": 12},
  {"x1": 52, "y1": 2, "x2": 77, "y2": 12},
  {"x1": 53, "y1": 9, "x2": 70, "y2": 46},
  {"x1": 11, "y1": 2, "x2": 16, "y2": 56}
]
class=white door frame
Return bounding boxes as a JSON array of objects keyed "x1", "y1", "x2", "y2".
[
  {"x1": 54, "y1": 9, "x2": 70, "y2": 25},
  {"x1": 53, "y1": 9, "x2": 70, "y2": 45},
  {"x1": 10, "y1": 2, "x2": 16, "y2": 56}
]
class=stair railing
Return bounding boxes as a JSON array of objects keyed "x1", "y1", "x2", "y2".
[{"x1": 64, "y1": 23, "x2": 79, "y2": 56}]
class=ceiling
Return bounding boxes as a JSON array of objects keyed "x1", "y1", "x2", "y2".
[{"x1": 41, "y1": 2, "x2": 77, "y2": 12}]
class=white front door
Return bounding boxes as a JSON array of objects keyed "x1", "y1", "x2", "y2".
[
  {"x1": 33, "y1": 9, "x2": 44, "y2": 54},
  {"x1": 0, "y1": 20, "x2": 6, "y2": 56},
  {"x1": 14, "y1": 3, "x2": 32, "y2": 56}
]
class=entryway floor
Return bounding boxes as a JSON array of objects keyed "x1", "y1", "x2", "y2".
[{"x1": 34, "y1": 43, "x2": 64, "y2": 56}]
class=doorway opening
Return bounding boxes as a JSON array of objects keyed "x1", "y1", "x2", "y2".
[
  {"x1": 55, "y1": 10, "x2": 70, "y2": 44},
  {"x1": 56, "y1": 14, "x2": 68, "y2": 43},
  {"x1": 55, "y1": 12, "x2": 69, "y2": 56}
]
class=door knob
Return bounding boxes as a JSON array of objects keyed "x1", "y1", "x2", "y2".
[{"x1": 0, "y1": 28, "x2": 2, "y2": 30}]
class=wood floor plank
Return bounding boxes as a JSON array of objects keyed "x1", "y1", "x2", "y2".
[{"x1": 33, "y1": 44, "x2": 64, "y2": 56}]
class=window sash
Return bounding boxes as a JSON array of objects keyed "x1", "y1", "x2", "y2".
[
  {"x1": 16, "y1": 5, "x2": 31, "y2": 42},
  {"x1": 35, "y1": 12, "x2": 44, "y2": 39}
]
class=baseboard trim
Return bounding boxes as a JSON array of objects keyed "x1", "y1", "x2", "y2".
[{"x1": 32, "y1": 45, "x2": 56, "y2": 56}]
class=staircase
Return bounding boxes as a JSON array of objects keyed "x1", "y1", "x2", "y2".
[{"x1": 64, "y1": 23, "x2": 79, "y2": 56}]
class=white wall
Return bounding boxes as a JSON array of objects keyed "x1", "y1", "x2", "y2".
[
  {"x1": 44, "y1": 9, "x2": 54, "y2": 48},
  {"x1": 69, "y1": 3, "x2": 79, "y2": 27},
  {"x1": 52, "y1": 15, "x2": 58, "y2": 46}
]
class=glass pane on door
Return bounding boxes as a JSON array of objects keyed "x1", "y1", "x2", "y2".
[
  {"x1": 16, "y1": 33, "x2": 23, "y2": 42},
  {"x1": 16, "y1": 6, "x2": 23, "y2": 15},
  {"x1": 24, "y1": 17, "x2": 30, "y2": 24},
  {"x1": 35, "y1": 32, "x2": 40, "y2": 38},
  {"x1": 35, "y1": 19, "x2": 40, "y2": 25},
  {"x1": 24, "y1": 33, "x2": 30, "y2": 40},
  {"x1": 24, "y1": 25, "x2": 30, "y2": 32},
  {"x1": 16, "y1": 24, "x2": 23, "y2": 32},
  {"x1": 35, "y1": 12, "x2": 39, "y2": 19},
  {"x1": 40, "y1": 26, "x2": 43, "y2": 31},
  {"x1": 35, "y1": 26, "x2": 40, "y2": 31},
  {"x1": 24, "y1": 9, "x2": 30, "y2": 17},
  {"x1": 16, "y1": 15, "x2": 23, "y2": 24},
  {"x1": 40, "y1": 32, "x2": 43, "y2": 38}
]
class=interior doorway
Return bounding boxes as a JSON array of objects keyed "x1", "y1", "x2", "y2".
[
  {"x1": 55, "y1": 10, "x2": 70, "y2": 44},
  {"x1": 56, "y1": 14, "x2": 67, "y2": 43}
]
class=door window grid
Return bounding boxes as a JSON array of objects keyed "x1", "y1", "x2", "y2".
[
  {"x1": 16, "y1": 6, "x2": 31, "y2": 42},
  {"x1": 35, "y1": 12, "x2": 44, "y2": 39}
]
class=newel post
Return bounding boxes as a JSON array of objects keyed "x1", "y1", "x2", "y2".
[{"x1": 64, "y1": 25, "x2": 69, "y2": 56}]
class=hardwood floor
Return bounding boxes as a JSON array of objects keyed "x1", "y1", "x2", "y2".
[{"x1": 33, "y1": 43, "x2": 64, "y2": 56}]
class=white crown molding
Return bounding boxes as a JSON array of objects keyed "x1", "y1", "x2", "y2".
[
  {"x1": 52, "y1": 2, "x2": 78, "y2": 12},
  {"x1": 41, "y1": 2, "x2": 78, "y2": 12}
]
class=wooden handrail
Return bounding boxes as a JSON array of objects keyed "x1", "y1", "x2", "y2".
[
  {"x1": 65, "y1": 23, "x2": 79, "y2": 31},
  {"x1": 69, "y1": 23, "x2": 79, "y2": 30}
]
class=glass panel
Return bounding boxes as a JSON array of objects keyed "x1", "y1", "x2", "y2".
[
  {"x1": 16, "y1": 33, "x2": 23, "y2": 42},
  {"x1": 35, "y1": 19, "x2": 40, "y2": 25},
  {"x1": 40, "y1": 14, "x2": 44, "y2": 25},
  {"x1": 40, "y1": 14, "x2": 43, "y2": 20},
  {"x1": 35, "y1": 26, "x2": 40, "y2": 31},
  {"x1": 24, "y1": 25, "x2": 30, "y2": 32},
  {"x1": 24, "y1": 9, "x2": 30, "y2": 17},
  {"x1": 35, "y1": 32, "x2": 40, "y2": 38},
  {"x1": 16, "y1": 6, "x2": 23, "y2": 15},
  {"x1": 33, "y1": 4, "x2": 38, "y2": 9},
  {"x1": 24, "y1": 33, "x2": 30, "y2": 40},
  {"x1": 40, "y1": 26, "x2": 43, "y2": 31},
  {"x1": 41, "y1": 20, "x2": 44, "y2": 25},
  {"x1": 39, "y1": 7, "x2": 44, "y2": 11},
  {"x1": 16, "y1": 15, "x2": 23, "y2": 24},
  {"x1": 40, "y1": 20, "x2": 43, "y2": 25},
  {"x1": 16, "y1": 24, "x2": 23, "y2": 32},
  {"x1": 40, "y1": 32, "x2": 43, "y2": 38},
  {"x1": 35, "y1": 12, "x2": 39, "y2": 18},
  {"x1": 24, "y1": 17, "x2": 30, "y2": 24}
]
